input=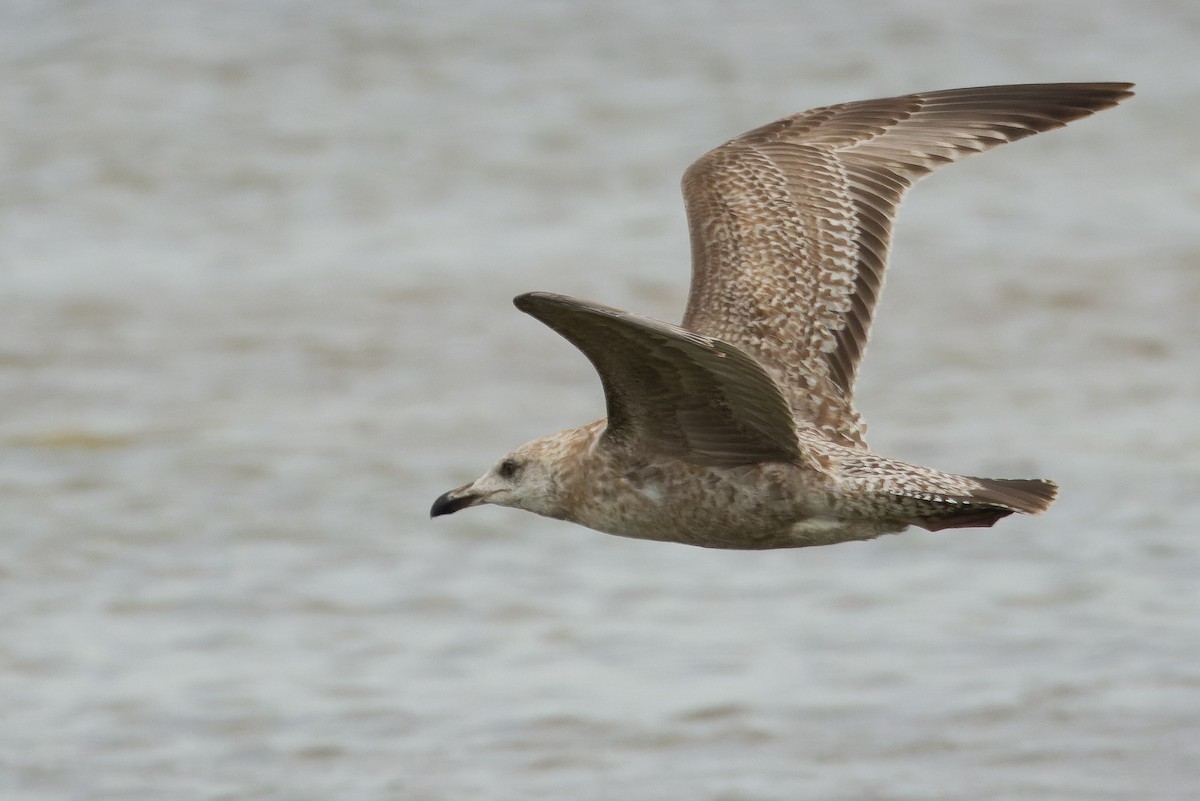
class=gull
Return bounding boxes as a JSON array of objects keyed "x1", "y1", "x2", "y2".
[{"x1": 431, "y1": 83, "x2": 1132, "y2": 549}]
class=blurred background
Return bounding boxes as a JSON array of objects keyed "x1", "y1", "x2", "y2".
[{"x1": 1, "y1": 1, "x2": 1198, "y2": 799}]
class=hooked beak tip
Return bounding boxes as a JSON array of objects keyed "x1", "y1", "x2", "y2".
[{"x1": 430, "y1": 486, "x2": 480, "y2": 518}]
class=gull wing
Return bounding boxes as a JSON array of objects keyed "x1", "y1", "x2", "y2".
[
  {"x1": 514, "y1": 292, "x2": 802, "y2": 467},
  {"x1": 681, "y1": 82, "x2": 1134, "y2": 447}
]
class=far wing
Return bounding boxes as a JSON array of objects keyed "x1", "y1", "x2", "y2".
[
  {"x1": 681, "y1": 82, "x2": 1133, "y2": 447},
  {"x1": 514, "y1": 292, "x2": 801, "y2": 467}
]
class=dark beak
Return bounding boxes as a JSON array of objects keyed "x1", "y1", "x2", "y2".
[{"x1": 430, "y1": 484, "x2": 483, "y2": 518}]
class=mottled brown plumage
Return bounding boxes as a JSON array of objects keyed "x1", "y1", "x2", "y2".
[
  {"x1": 681, "y1": 83, "x2": 1133, "y2": 447},
  {"x1": 431, "y1": 83, "x2": 1131, "y2": 549}
]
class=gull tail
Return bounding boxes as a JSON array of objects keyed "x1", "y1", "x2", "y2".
[{"x1": 913, "y1": 477, "x2": 1059, "y2": 532}]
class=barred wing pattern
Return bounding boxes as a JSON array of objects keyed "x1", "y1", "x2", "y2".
[{"x1": 681, "y1": 83, "x2": 1133, "y2": 448}]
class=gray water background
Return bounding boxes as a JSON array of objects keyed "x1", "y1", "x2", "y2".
[{"x1": 2, "y1": 1, "x2": 1199, "y2": 799}]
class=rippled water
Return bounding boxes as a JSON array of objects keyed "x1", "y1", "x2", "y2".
[{"x1": 2, "y1": 2, "x2": 1199, "y2": 799}]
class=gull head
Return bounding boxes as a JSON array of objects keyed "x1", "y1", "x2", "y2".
[{"x1": 430, "y1": 432, "x2": 583, "y2": 521}]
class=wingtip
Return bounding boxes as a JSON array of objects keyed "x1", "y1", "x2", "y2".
[
  {"x1": 1087, "y1": 81, "x2": 1135, "y2": 104},
  {"x1": 513, "y1": 291, "x2": 555, "y2": 316},
  {"x1": 514, "y1": 291, "x2": 568, "y2": 312},
  {"x1": 1095, "y1": 81, "x2": 1136, "y2": 104}
]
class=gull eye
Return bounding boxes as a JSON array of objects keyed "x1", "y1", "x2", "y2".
[{"x1": 498, "y1": 458, "x2": 521, "y2": 480}]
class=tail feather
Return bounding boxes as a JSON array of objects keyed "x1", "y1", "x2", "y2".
[
  {"x1": 969, "y1": 477, "x2": 1059, "y2": 515},
  {"x1": 913, "y1": 477, "x2": 1058, "y2": 532}
]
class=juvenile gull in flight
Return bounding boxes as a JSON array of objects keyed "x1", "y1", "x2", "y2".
[{"x1": 432, "y1": 83, "x2": 1132, "y2": 549}]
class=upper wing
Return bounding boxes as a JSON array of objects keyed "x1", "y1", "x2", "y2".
[
  {"x1": 514, "y1": 292, "x2": 802, "y2": 467},
  {"x1": 681, "y1": 82, "x2": 1133, "y2": 447}
]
